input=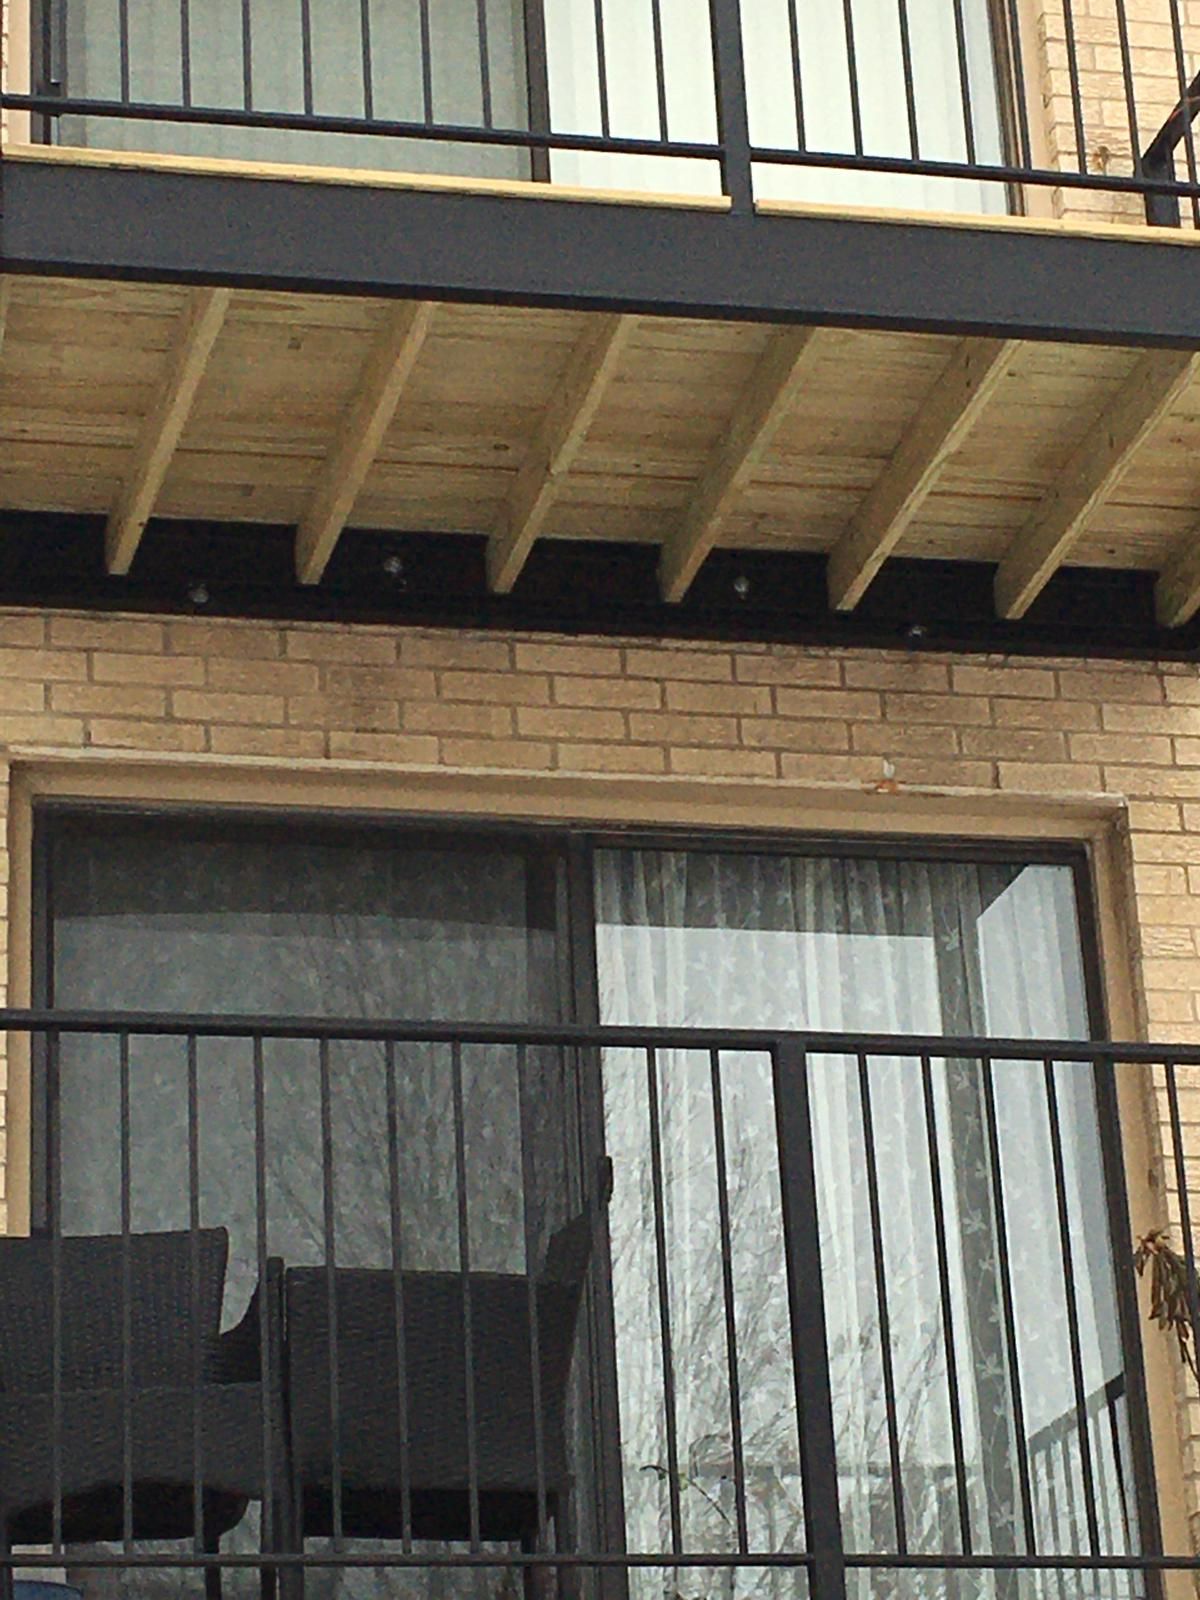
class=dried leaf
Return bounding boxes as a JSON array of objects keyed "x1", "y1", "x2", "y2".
[{"x1": 1135, "y1": 1228, "x2": 1199, "y2": 1380}]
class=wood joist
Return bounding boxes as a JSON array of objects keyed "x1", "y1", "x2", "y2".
[
  {"x1": 7, "y1": 276, "x2": 1200, "y2": 630},
  {"x1": 106, "y1": 288, "x2": 231, "y2": 576},
  {"x1": 296, "y1": 301, "x2": 435, "y2": 585}
]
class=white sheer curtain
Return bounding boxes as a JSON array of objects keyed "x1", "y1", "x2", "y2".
[
  {"x1": 57, "y1": 1, "x2": 1006, "y2": 211},
  {"x1": 545, "y1": 0, "x2": 1005, "y2": 210},
  {"x1": 593, "y1": 849, "x2": 1136, "y2": 1600}
]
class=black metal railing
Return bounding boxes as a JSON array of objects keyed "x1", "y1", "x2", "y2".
[
  {"x1": 3, "y1": 1010, "x2": 1200, "y2": 1600},
  {"x1": 4, "y1": 1, "x2": 1200, "y2": 225}
]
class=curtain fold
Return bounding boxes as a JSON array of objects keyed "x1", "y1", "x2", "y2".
[{"x1": 593, "y1": 848, "x2": 1136, "y2": 1600}]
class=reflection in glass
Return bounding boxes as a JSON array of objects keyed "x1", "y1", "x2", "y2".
[
  {"x1": 594, "y1": 849, "x2": 1135, "y2": 1600},
  {"x1": 47, "y1": 821, "x2": 573, "y2": 1600}
]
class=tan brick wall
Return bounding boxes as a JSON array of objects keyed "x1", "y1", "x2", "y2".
[
  {"x1": 4, "y1": 605, "x2": 1200, "y2": 1538},
  {"x1": 1031, "y1": 0, "x2": 1199, "y2": 224}
]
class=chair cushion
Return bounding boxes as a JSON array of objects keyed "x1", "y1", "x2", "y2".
[
  {"x1": 0, "y1": 1382, "x2": 277, "y2": 1530},
  {"x1": 0, "y1": 1230, "x2": 228, "y2": 1392}
]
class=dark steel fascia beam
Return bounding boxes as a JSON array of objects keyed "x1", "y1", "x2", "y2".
[
  {"x1": 7, "y1": 158, "x2": 1200, "y2": 347},
  {"x1": 0, "y1": 513, "x2": 1197, "y2": 664}
]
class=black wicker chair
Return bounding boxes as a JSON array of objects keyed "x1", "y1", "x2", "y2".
[
  {"x1": 0, "y1": 1228, "x2": 288, "y2": 1600},
  {"x1": 284, "y1": 1168, "x2": 612, "y2": 1589}
]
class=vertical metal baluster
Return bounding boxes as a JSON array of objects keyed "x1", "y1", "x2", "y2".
[
  {"x1": 119, "y1": 1032, "x2": 133, "y2": 1552},
  {"x1": 1040, "y1": 1434, "x2": 1065, "y2": 1600},
  {"x1": 1058, "y1": 1432, "x2": 1078, "y2": 1551},
  {"x1": 648, "y1": 0, "x2": 669, "y2": 145},
  {"x1": 857, "y1": 1052, "x2": 907, "y2": 1554},
  {"x1": 1163, "y1": 0, "x2": 1199, "y2": 227},
  {"x1": 384, "y1": 1040, "x2": 413, "y2": 1551},
  {"x1": 317, "y1": 1037, "x2": 342, "y2": 1549},
  {"x1": 241, "y1": 0, "x2": 254, "y2": 112},
  {"x1": 709, "y1": 1049, "x2": 748, "y2": 1554},
  {"x1": 418, "y1": 0, "x2": 434, "y2": 124},
  {"x1": 593, "y1": 0, "x2": 611, "y2": 141},
  {"x1": 772, "y1": 1042, "x2": 845, "y2": 1600},
  {"x1": 895, "y1": 0, "x2": 920, "y2": 159},
  {"x1": 188, "y1": 1034, "x2": 205, "y2": 1559},
  {"x1": 706, "y1": 0, "x2": 754, "y2": 211},
  {"x1": 841, "y1": 0, "x2": 864, "y2": 156},
  {"x1": 299, "y1": 0, "x2": 314, "y2": 117},
  {"x1": 476, "y1": 0, "x2": 493, "y2": 129},
  {"x1": 1111, "y1": 0, "x2": 1143, "y2": 179},
  {"x1": 516, "y1": 1044, "x2": 550, "y2": 1547},
  {"x1": 1107, "y1": 1388, "x2": 1130, "y2": 1547},
  {"x1": 48, "y1": 1025, "x2": 63, "y2": 1556},
  {"x1": 644, "y1": 1046, "x2": 683, "y2": 1557},
  {"x1": 1163, "y1": 1060, "x2": 1200, "y2": 1445},
  {"x1": 117, "y1": 0, "x2": 130, "y2": 102},
  {"x1": 32, "y1": 0, "x2": 54, "y2": 145},
  {"x1": 180, "y1": 0, "x2": 192, "y2": 108},
  {"x1": 1042, "y1": 1057, "x2": 1100, "y2": 1556},
  {"x1": 1092, "y1": 1390, "x2": 1116, "y2": 1585},
  {"x1": 920, "y1": 1054, "x2": 972, "y2": 1555},
  {"x1": 980, "y1": 1055, "x2": 1036, "y2": 1552},
  {"x1": 523, "y1": 0, "x2": 552, "y2": 181},
  {"x1": 1059, "y1": 0, "x2": 1088, "y2": 175},
  {"x1": 785, "y1": 0, "x2": 806, "y2": 152},
  {"x1": 360, "y1": 0, "x2": 375, "y2": 121},
  {"x1": 253, "y1": 1035, "x2": 274, "y2": 1560},
  {"x1": 450, "y1": 1040, "x2": 482, "y2": 1549},
  {"x1": 948, "y1": 0, "x2": 975, "y2": 165},
  {"x1": 1002, "y1": 0, "x2": 1033, "y2": 171}
]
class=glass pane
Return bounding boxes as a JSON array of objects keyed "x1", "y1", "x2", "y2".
[
  {"x1": 593, "y1": 847, "x2": 1136, "y2": 1600},
  {"x1": 44, "y1": 817, "x2": 575, "y2": 1600},
  {"x1": 60, "y1": 0, "x2": 532, "y2": 179},
  {"x1": 744, "y1": 0, "x2": 1007, "y2": 212},
  {"x1": 544, "y1": 0, "x2": 1005, "y2": 208}
]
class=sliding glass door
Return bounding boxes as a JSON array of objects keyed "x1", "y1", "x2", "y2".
[
  {"x1": 593, "y1": 845, "x2": 1137, "y2": 1598},
  {"x1": 36, "y1": 811, "x2": 1144, "y2": 1600},
  {"x1": 544, "y1": 0, "x2": 1007, "y2": 210},
  {"x1": 59, "y1": 0, "x2": 533, "y2": 177},
  {"x1": 51, "y1": 0, "x2": 1009, "y2": 210}
]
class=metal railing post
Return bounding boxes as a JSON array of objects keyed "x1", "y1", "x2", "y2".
[
  {"x1": 773, "y1": 1039, "x2": 846, "y2": 1600},
  {"x1": 706, "y1": 0, "x2": 753, "y2": 212}
]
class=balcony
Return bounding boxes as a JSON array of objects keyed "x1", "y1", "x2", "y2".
[
  {"x1": 7, "y1": 0, "x2": 1200, "y2": 222},
  {"x1": 6, "y1": 5, "x2": 1200, "y2": 655},
  {"x1": 0, "y1": 1006, "x2": 1197, "y2": 1600}
]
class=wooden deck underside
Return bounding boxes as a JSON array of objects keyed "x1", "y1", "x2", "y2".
[{"x1": 4, "y1": 274, "x2": 1200, "y2": 623}]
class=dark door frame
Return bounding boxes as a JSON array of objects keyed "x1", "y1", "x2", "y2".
[{"x1": 28, "y1": 799, "x2": 1162, "y2": 1578}]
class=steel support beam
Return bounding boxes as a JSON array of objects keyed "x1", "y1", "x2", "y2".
[{"x1": 8, "y1": 158, "x2": 1200, "y2": 347}]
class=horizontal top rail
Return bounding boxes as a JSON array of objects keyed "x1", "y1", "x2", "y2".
[
  {"x1": 0, "y1": 1006, "x2": 1187, "y2": 1063},
  {"x1": 7, "y1": 0, "x2": 1200, "y2": 227}
]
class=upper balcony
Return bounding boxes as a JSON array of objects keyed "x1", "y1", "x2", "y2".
[
  {"x1": 7, "y1": 3, "x2": 1200, "y2": 655},
  {"x1": 7, "y1": 0, "x2": 1200, "y2": 326}
]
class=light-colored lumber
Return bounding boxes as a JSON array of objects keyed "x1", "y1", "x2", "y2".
[
  {"x1": 828, "y1": 336, "x2": 1018, "y2": 611},
  {"x1": 4, "y1": 144, "x2": 732, "y2": 213},
  {"x1": 659, "y1": 326, "x2": 822, "y2": 603},
  {"x1": 105, "y1": 286, "x2": 231, "y2": 575},
  {"x1": 1156, "y1": 525, "x2": 1200, "y2": 627},
  {"x1": 295, "y1": 301, "x2": 435, "y2": 585},
  {"x1": 994, "y1": 347, "x2": 1200, "y2": 619},
  {"x1": 488, "y1": 315, "x2": 635, "y2": 593}
]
